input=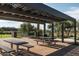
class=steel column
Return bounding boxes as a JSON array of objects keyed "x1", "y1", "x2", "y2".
[
  {"x1": 51, "y1": 23, "x2": 54, "y2": 40},
  {"x1": 37, "y1": 23, "x2": 40, "y2": 38},
  {"x1": 61, "y1": 22, "x2": 64, "y2": 42},
  {"x1": 44, "y1": 23, "x2": 46, "y2": 36},
  {"x1": 74, "y1": 20, "x2": 77, "y2": 44}
]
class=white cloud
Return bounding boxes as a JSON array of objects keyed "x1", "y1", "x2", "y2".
[
  {"x1": 70, "y1": 7, "x2": 79, "y2": 10},
  {"x1": 0, "y1": 19, "x2": 22, "y2": 28},
  {"x1": 64, "y1": 7, "x2": 79, "y2": 20}
]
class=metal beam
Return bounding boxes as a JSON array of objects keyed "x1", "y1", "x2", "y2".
[
  {"x1": 0, "y1": 6, "x2": 54, "y2": 22},
  {"x1": 0, "y1": 12, "x2": 45, "y2": 24}
]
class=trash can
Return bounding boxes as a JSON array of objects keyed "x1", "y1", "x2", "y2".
[{"x1": 13, "y1": 32, "x2": 17, "y2": 38}]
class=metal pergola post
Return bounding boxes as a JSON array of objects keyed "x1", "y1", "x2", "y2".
[
  {"x1": 61, "y1": 22, "x2": 64, "y2": 42},
  {"x1": 51, "y1": 23, "x2": 54, "y2": 40},
  {"x1": 27, "y1": 22, "x2": 30, "y2": 36},
  {"x1": 44, "y1": 23, "x2": 46, "y2": 37},
  {"x1": 74, "y1": 20, "x2": 77, "y2": 44},
  {"x1": 37, "y1": 23, "x2": 40, "y2": 38}
]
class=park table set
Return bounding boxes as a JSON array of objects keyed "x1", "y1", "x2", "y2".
[{"x1": 4, "y1": 39, "x2": 28, "y2": 52}]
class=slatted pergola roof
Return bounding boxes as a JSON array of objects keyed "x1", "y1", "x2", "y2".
[{"x1": 0, "y1": 3, "x2": 76, "y2": 23}]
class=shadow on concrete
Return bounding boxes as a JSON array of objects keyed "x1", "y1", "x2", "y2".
[
  {"x1": 47, "y1": 44, "x2": 78, "y2": 56},
  {"x1": 39, "y1": 44, "x2": 66, "y2": 49}
]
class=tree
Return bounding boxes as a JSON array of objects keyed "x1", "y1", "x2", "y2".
[
  {"x1": 48, "y1": 22, "x2": 62, "y2": 37},
  {"x1": 48, "y1": 21, "x2": 74, "y2": 38},
  {"x1": 0, "y1": 28, "x2": 4, "y2": 33},
  {"x1": 63, "y1": 21, "x2": 74, "y2": 37},
  {"x1": 20, "y1": 22, "x2": 36, "y2": 36},
  {"x1": 20, "y1": 22, "x2": 28, "y2": 36}
]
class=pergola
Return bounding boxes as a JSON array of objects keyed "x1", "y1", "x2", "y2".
[{"x1": 0, "y1": 3, "x2": 77, "y2": 44}]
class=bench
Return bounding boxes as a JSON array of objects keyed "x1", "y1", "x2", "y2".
[
  {"x1": 21, "y1": 44, "x2": 34, "y2": 51},
  {"x1": 0, "y1": 45, "x2": 15, "y2": 56}
]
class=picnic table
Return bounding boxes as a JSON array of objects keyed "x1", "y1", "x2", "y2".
[
  {"x1": 4, "y1": 39, "x2": 28, "y2": 52},
  {"x1": 35, "y1": 37, "x2": 56, "y2": 45}
]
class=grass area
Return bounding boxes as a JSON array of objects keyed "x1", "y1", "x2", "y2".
[{"x1": 0, "y1": 34, "x2": 12, "y2": 38}]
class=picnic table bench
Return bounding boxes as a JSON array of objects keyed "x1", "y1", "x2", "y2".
[
  {"x1": 21, "y1": 44, "x2": 34, "y2": 51},
  {"x1": 0, "y1": 45, "x2": 15, "y2": 56}
]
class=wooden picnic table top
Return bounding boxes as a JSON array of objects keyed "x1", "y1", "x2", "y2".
[{"x1": 4, "y1": 39, "x2": 28, "y2": 45}]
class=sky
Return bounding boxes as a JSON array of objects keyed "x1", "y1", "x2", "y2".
[
  {"x1": 45, "y1": 3, "x2": 79, "y2": 20},
  {"x1": 0, "y1": 3, "x2": 79, "y2": 28}
]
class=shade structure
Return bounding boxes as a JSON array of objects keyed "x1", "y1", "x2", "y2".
[{"x1": 0, "y1": 3, "x2": 77, "y2": 44}]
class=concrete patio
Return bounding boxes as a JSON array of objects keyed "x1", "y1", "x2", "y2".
[{"x1": 0, "y1": 37, "x2": 78, "y2": 56}]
